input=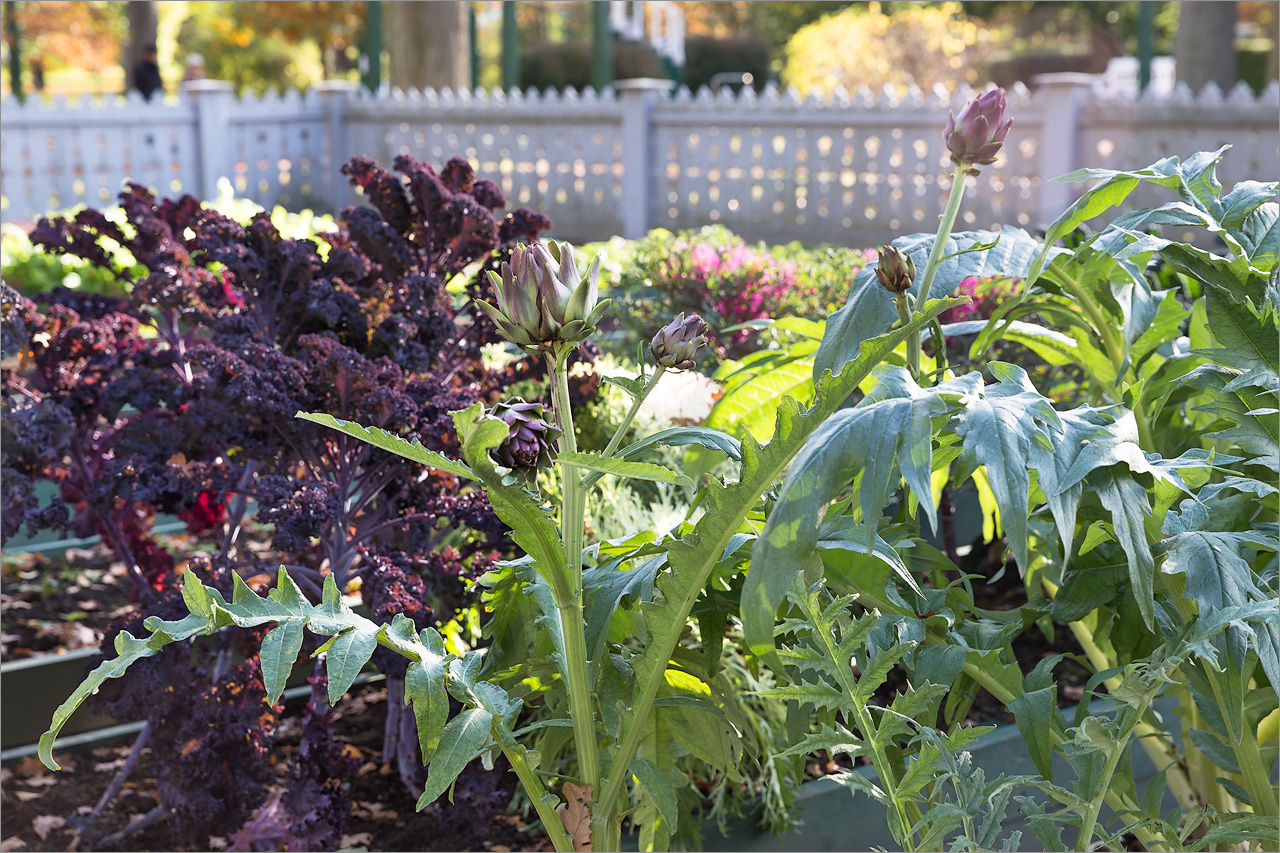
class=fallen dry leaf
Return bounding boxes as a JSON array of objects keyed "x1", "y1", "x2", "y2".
[
  {"x1": 10, "y1": 757, "x2": 43, "y2": 778},
  {"x1": 491, "y1": 846, "x2": 512, "y2": 852},
  {"x1": 555, "y1": 782, "x2": 593, "y2": 852},
  {"x1": 19, "y1": 776, "x2": 57, "y2": 788},
  {"x1": 31, "y1": 815, "x2": 65, "y2": 841},
  {"x1": 12, "y1": 790, "x2": 46, "y2": 802},
  {"x1": 338, "y1": 833, "x2": 373, "y2": 847},
  {"x1": 0, "y1": 835, "x2": 27, "y2": 851},
  {"x1": 357, "y1": 762, "x2": 379, "y2": 776},
  {"x1": 94, "y1": 759, "x2": 127, "y2": 773},
  {"x1": 350, "y1": 800, "x2": 397, "y2": 821},
  {"x1": 208, "y1": 836, "x2": 228, "y2": 850}
]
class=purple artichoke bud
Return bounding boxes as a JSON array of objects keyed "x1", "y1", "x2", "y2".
[
  {"x1": 650, "y1": 312, "x2": 710, "y2": 370},
  {"x1": 491, "y1": 397, "x2": 562, "y2": 482},
  {"x1": 874, "y1": 246, "x2": 917, "y2": 295},
  {"x1": 476, "y1": 240, "x2": 608, "y2": 353},
  {"x1": 944, "y1": 88, "x2": 1012, "y2": 171}
]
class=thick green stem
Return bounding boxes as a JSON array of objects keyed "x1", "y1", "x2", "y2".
[
  {"x1": 1237, "y1": 722, "x2": 1278, "y2": 818},
  {"x1": 809, "y1": 598, "x2": 921, "y2": 850},
  {"x1": 601, "y1": 366, "x2": 665, "y2": 459},
  {"x1": 546, "y1": 353, "x2": 601, "y2": 805},
  {"x1": 502, "y1": 739, "x2": 576, "y2": 853},
  {"x1": 1056, "y1": 273, "x2": 1127, "y2": 388},
  {"x1": 895, "y1": 293, "x2": 918, "y2": 380},
  {"x1": 1074, "y1": 727, "x2": 1133, "y2": 852},
  {"x1": 906, "y1": 164, "x2": 969, "y2": 383},
  {"x1": 1041, "y1": 578, "x2": 1199, "y2": 812}
]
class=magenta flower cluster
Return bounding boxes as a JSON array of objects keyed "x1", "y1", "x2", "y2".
[
  {"x1": 943, "y1": 275, "x2": 1017, "y2": 325},
  {"x1": 661, "y1": 236, "x2": 799, "y2": 356}
]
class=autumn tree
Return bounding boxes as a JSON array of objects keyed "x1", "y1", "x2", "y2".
[{"x1": 6, "y1": 0, "x2": 122, "y2": 76}]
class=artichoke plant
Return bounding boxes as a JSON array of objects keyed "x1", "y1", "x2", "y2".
[
  {"x1": 477, "y1": 241, "x2": 608, "y2": 353},
  {"x1": 491, "y1": 397, "x2": 562, "y2": 482},
  {"x1": 944, "y1": 88, "x2": 1012, "y2": 172},
  {"x1": 650, "y1": 312, "x2": 710, "y2": 370}
]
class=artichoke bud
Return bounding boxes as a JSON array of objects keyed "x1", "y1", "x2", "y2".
[
  {"x1": 874, "y1": 246, "x2": 917, "y2": 295},
  {"x1": 945, "y1": 88, "x2": 1012, "y2": 172},
  {"x1": 650, "y1": 312, "x2": 710, "y2": 370},
  {"x1": 482, "y1": 241, "x2": 606, "y2": 352},
  {"x1": 491, "y1": 397, "x2": 562, "y2": 482}
]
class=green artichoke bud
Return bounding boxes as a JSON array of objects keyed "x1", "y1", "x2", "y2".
[
  {"x1": 650, "y1": 312, "x2": 709, "y2": 370},
  {"x1": 491, "y1": 397, "x2": 562, "y2": 482},
  {"x1": 874, "y1": 246, "x2": 917, "y2": 295},
  {"x1": 944, "y1": 88, "x2": 1012, "y2": 173},
  {"x1": 476, "y1": 240, "x2": 609, "y2": 353}
]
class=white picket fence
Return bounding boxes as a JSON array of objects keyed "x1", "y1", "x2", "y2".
[{"x1": 2, "y1": 75, "x2": 1277, "y2": 246}]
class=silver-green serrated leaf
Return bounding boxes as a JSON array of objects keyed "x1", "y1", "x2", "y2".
[
  {"x1": 560, "y1": 451, "x2": 693, "y2": 488},
  {"x1": 296, "y1": 412, "x2": 475, "y2": 480}
]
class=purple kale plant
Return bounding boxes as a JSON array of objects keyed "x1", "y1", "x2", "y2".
[{"x1": 2, "y1": 153, "x2": 577, "y2": 849}]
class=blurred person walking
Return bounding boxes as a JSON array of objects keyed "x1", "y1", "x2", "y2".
[{"x1": 182, "y1": 52, "x2": 205, "y2": 84}]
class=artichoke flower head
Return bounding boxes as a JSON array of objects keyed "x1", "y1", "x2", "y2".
[{"x1": 478, "y1": 240, "x2": 609, "y2": 353}]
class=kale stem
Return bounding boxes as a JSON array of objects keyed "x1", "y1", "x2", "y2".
[{"x1": 89, "y1": 721, "x2": 151, "y2": 820}]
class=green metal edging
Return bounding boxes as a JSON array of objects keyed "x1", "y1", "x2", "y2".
[{"x1": 1, "y1": 673, "x2": 386, "y2": 766}]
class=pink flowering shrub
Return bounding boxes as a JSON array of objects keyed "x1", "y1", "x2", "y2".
[
  {"x1": 942, "y1": 275, "x2": 1017, "y2": 325},
  {"x1": 609, "y1": 226, "x2": 873, "y2": 360}
]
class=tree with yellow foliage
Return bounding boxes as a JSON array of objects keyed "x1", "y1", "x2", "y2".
[{"x1": 781, "y1": 1, "x2": 992, "y2": 97}]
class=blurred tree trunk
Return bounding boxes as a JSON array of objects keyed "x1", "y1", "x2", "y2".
[
  {"x1": 123, "y1": 0, "x2": 158, "y2": 94},
  {"x1": 386, "y1": 1, "x2": 469, "y2": 91},
  {"x1": 1174, "y1": 0, "x2": 1237, "y2": 92}
]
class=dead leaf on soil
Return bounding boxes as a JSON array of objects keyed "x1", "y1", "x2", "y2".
[
  {"x1": 208, "y1": 836, "x2": 228, "y2": 850},
  {"x1": 12, "y1": 790, "x2": 46, "y2": 802},
  {"x1": 491, "y1": 846, "x2": 512, "y2": 852},
  {"x1": 555, "y1": 782, "x2": 593, "y2": 852},
  {"x1": 338, "y1": 833, "x2": 373, "y2": 847},
  {"x1": 19, "y1": 776, "x2": 57, "y2": 788},
  {"x1": 350, "y1": 801, "x2": 396, "y2": 821},
  {"x1": 10, "y1": 757, "x2": 44, "y2": 778},
  {"x1": 356, "y1": 762, "x2": 378, "y2": 776},
  {"x1": 0, "y1": 835, "x2": 27, "y2": 851},
  {"x1": 94, "y1": 759, "x2": 127, "y2": 773},
  {"x1": 31, "y1": 816, "x2": 65, "y2": 841}
]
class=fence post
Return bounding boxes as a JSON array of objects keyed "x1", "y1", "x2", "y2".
[
  {"x1": 615, "y1": 78, "x2": 673, "y2": 240},
  {"x1": 184, "y1": 79, "x2": 235, "y2": 201},
  {"x1": 315, "y1": 80, "x2": 359, "y2": 213},
  {"x1": 1032, "y1": 72, "x2": 1095, "y2": 224}
]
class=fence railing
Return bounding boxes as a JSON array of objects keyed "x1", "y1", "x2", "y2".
[{"x1": 2, "y1": 75, "x2": 1277, "y2": 246}]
